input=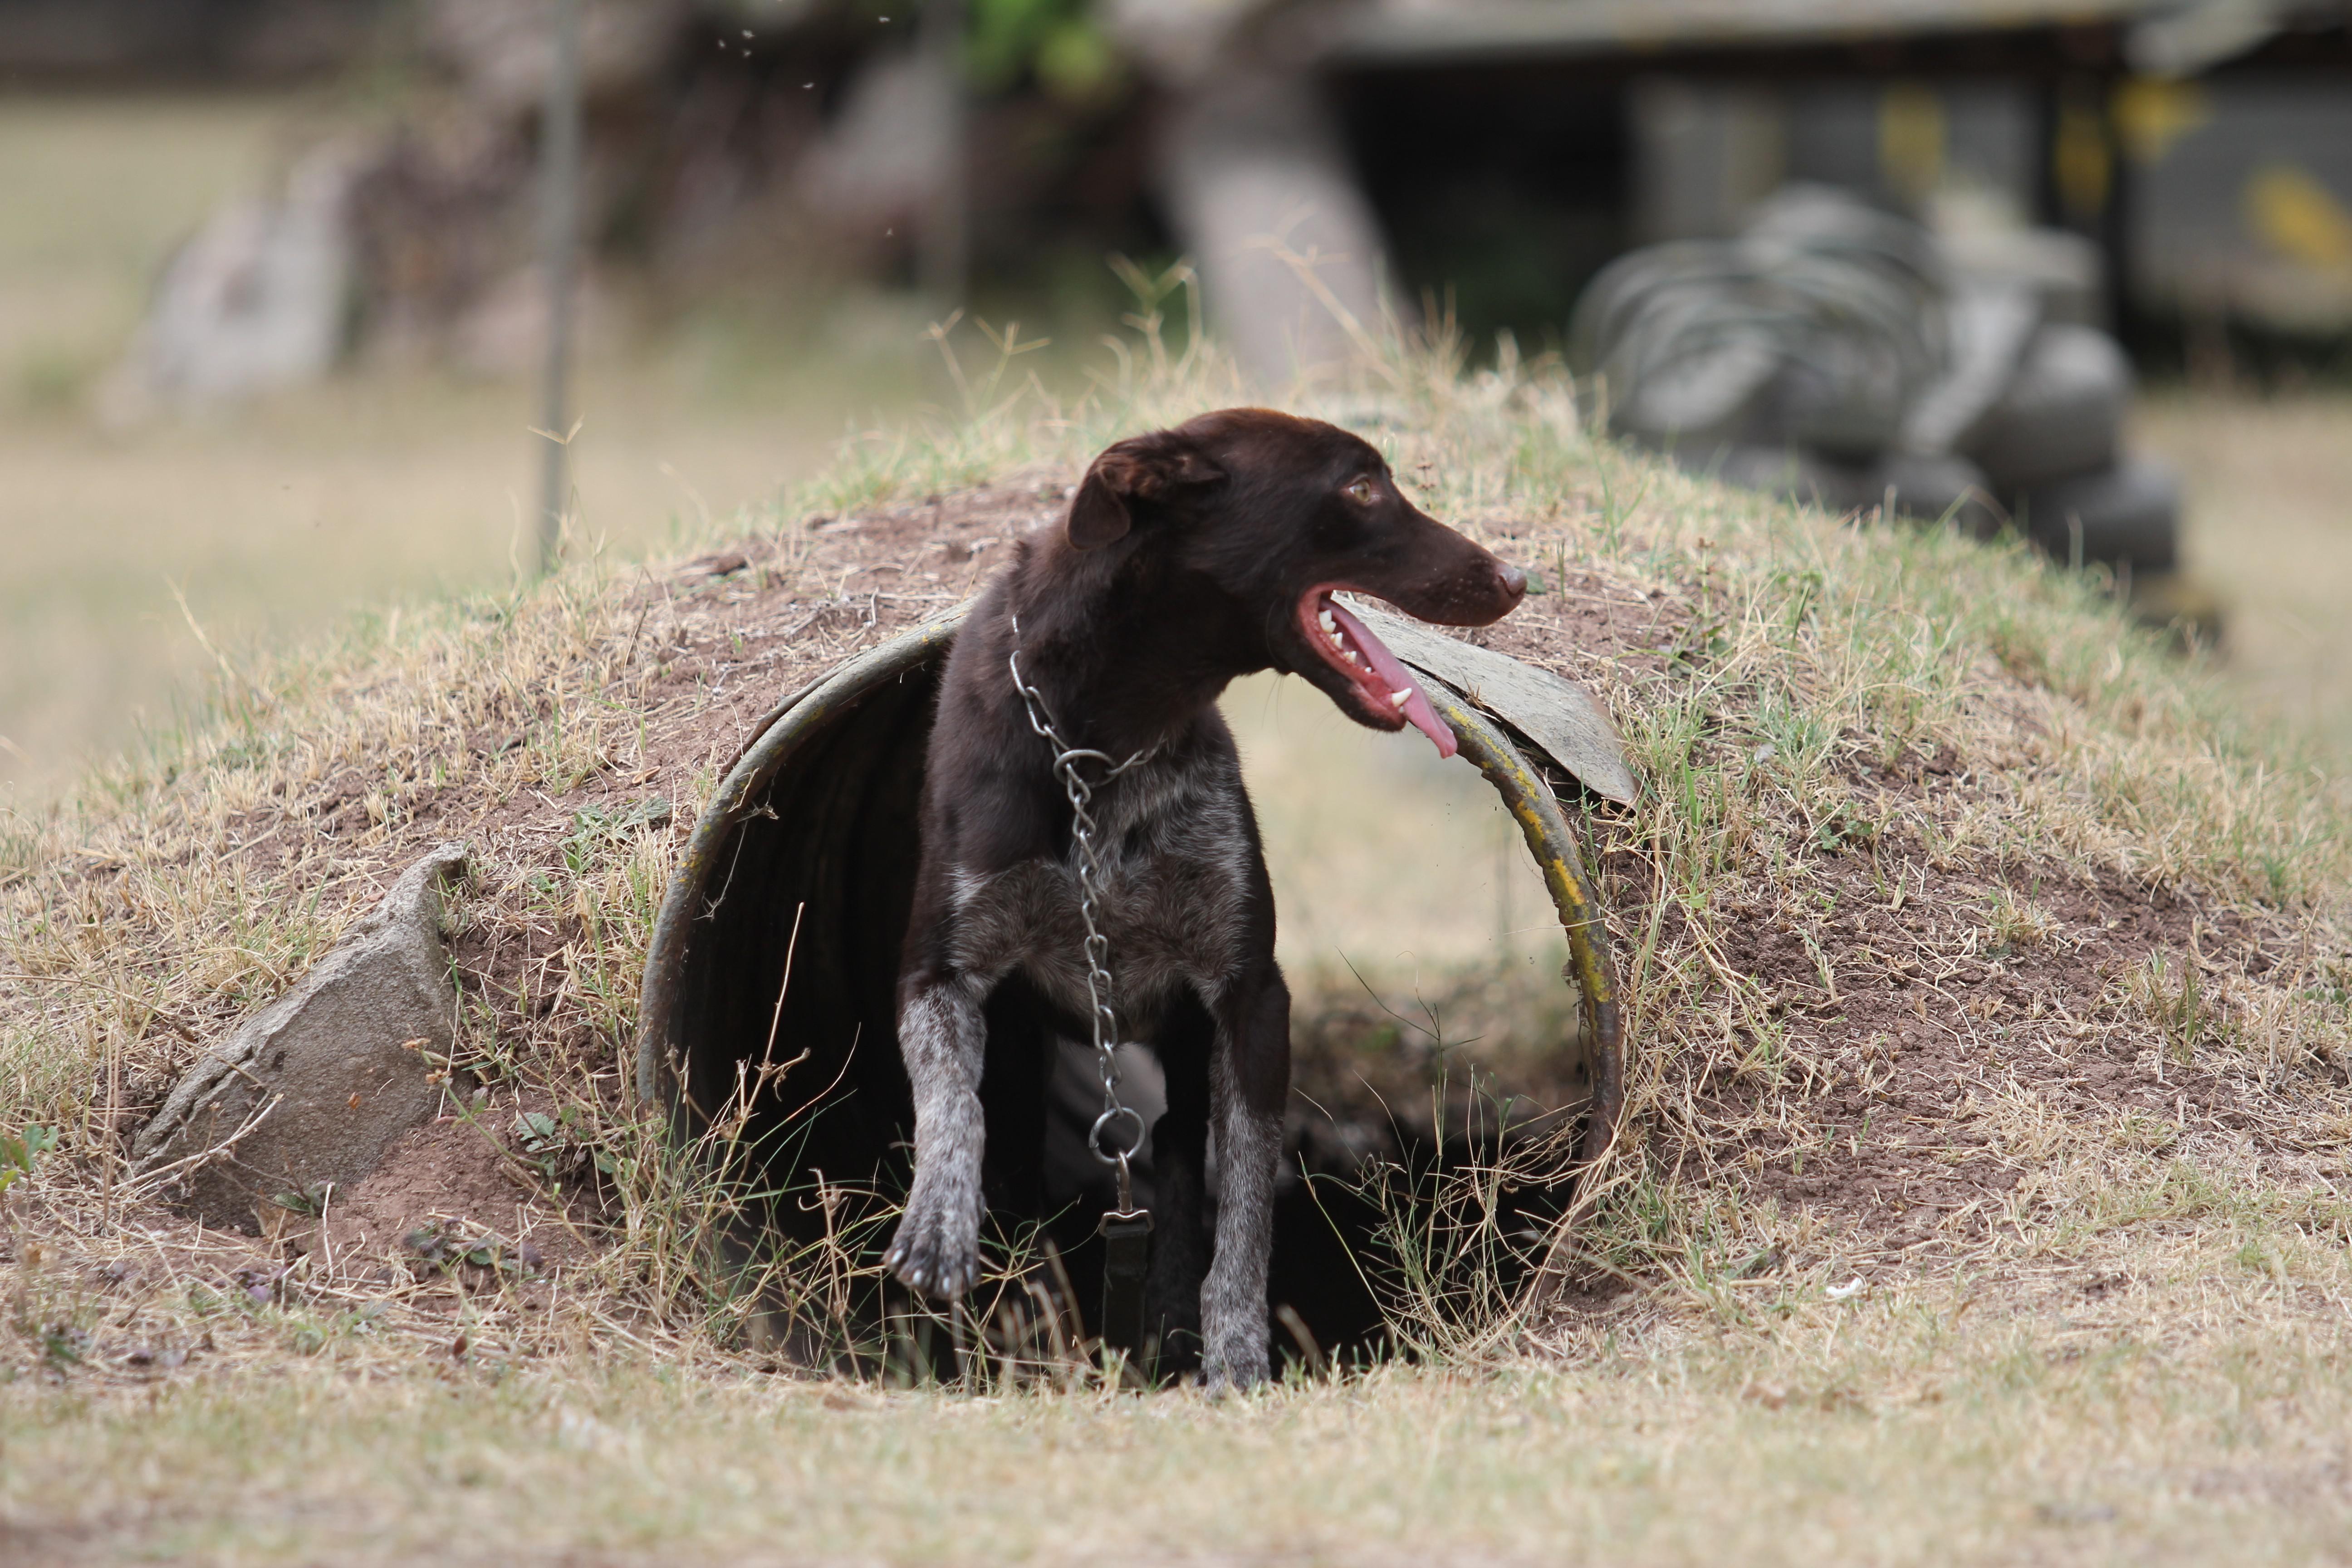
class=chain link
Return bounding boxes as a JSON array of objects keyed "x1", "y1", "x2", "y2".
[{"x1": 1006, "y1": 617, "x2": 1156, "y2": 1214}]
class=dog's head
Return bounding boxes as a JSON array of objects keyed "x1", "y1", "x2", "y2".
[{"x1": 1063, "y1": 408, "x2": 1525, "y2": 757}]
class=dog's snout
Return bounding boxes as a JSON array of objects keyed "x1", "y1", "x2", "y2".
[{"x1": 1498, "y1": 562, "x2": 1528, "y2": 602}]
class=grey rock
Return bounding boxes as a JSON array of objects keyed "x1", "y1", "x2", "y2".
[
  {"x1": 1355, "y1": 605, "x2": 1638, "y2": 805},
  {"x1": 133, "y1": 844, "x2": 469, "y2": 1231},
  {"x1": 421, "y1": 0, "x2": 693, "y2": 119},
  {"x1": 795, "y1": 44, "x2": 957, "y2": 232}
]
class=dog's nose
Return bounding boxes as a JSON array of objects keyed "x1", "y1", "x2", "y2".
[{"x1": 1498, "y1": 563, "x2": 1528, "y2": 602}]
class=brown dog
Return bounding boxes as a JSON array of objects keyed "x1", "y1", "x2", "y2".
[{"x1": 882, "y1": 408, "x2": 1525, "y2": 1388}]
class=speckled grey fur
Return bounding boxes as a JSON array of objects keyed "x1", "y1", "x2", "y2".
[
  {"x1": 881, "y1": 982, "x2": 990, "y2": 1298},
  {"x1": 1201, "y1": 1056, "x2": 1279, "y2": 1392},
  {"x1": 890, "y1": 741, "x2": 1263, "y2": 1325}
]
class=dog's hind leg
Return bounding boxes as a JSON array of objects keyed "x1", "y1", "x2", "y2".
[
  {"x1": 1144, "y1": 989, "x2": 1215, "y2": 1375},
  {"x1": 884, "y1": 974, "x2": 990, "y2": 1300},
  {"x1": 1200, "y1": 966, "x2": 1290, "y2": 1392}
]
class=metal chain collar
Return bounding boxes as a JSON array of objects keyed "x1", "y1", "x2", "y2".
[{"x1": 1005, "y1": 617, "x2": 1155, "y2": 1215}]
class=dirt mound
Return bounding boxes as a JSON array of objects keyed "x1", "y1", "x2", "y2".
[
  {"x1": 8, "y1": 426, "x2": 2347, "y2": 1383},
  {"x1": 262, "y1": 477, "x2": 2342, "y2": 1289}
]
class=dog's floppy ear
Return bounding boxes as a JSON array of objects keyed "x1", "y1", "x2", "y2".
[{"x1": 1065, "y1": 432, "x2": 1224, "y2": 551}]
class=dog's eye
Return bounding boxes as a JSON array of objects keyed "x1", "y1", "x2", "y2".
[{"x1": 1343, "y1": 477, "x2": 1379, "y2": 506}]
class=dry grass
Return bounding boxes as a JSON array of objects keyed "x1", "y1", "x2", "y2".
[
  {"x1": 5, "y1": 291, "x2": 2352, "y2": 1561},
  {"x1": 0, "y1": 93, "x2": 296, "y2": 403},
  {"x1": 2136, "y1": 387, "x2": 2352, "y2": 761},
  {"x1": 5, "y1": 1259, "x2": 2350, "y2": 1563},
  {"x1": 0, "y1": 92, "x2": 935, "y2": 802}
]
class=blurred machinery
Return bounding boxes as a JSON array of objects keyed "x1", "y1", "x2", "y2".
[
  {"x1": 1573, "y1": 186, "x2": 2177, "y2": 580},
  {"x1": 1323, "y1": 1, "x2": 2352, "y2": 367}
]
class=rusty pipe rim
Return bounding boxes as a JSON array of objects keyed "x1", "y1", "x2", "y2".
[{"x1": 1417, "y1": 685, "x2": 1624, "y2": 1167}]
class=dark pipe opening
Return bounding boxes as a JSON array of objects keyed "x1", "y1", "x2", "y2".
[
  {"x1": 647, "y1": 628, "x2": 1610, "y2": 1375},
  {"x1": 671, "y1": 662, "x2": 933, "y2": 1258}
]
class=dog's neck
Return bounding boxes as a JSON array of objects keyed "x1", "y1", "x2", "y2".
[{"x1": 1002, "y1": 544, "x2": 1261, "y2": 761}]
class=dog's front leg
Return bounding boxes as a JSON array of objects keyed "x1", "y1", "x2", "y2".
[
  {"x1": 883, "y1": 972, "x2": 990, "y2": 1300},
  {"x1": 1200, "y1": 969, "x2": 1290, "y2": 1392}
]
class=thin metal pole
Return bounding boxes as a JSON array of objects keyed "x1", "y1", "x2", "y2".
[
  {"x1": 917, "y1": 0, "x2": 967, "y2": 308},
  {"x1": 536, "y1": 0, "x2": 584, "y2": 577}
]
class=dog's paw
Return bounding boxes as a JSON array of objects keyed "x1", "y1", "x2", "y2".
[
  {"x1": 1197, "y1": 1334, "x2": 1270, "y2": 1395},
  {"x1": 882, "y1": 1193, "x2": 981, "y2": 1302}
]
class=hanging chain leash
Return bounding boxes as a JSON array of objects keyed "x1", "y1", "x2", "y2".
[{"x1": 1005, "y1": 617, "x2": 1157, "y2": 1216}]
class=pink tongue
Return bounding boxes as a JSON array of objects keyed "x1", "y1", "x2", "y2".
[{"x1": 1325, "y1": 599, "x2": 1457, "y2": 760}]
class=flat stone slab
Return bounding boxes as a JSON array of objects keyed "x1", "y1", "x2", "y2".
[
  {"x1": 133, "y1": 843, "x2": 468, "y2": 1231},
  {"x1": 1355, "y1": 604, "x2": 1639, "y2": 804}
]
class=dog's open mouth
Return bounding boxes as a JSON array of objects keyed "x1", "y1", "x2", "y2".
[{"x1": 1297, "y1": 589, "x2": 1457, "y2": 759}]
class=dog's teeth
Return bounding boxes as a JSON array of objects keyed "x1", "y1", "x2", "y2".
[
  {"x1": 1317, "y1": 609, "x2": 1337, "y2": 633},
  {"x1": 1390, "y1": 688, "x2": 1411, "y2": 708}
]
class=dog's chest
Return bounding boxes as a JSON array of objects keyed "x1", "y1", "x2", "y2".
[{"x1": 947, "y1": 752, "x2": 1257, "y2": 1012}]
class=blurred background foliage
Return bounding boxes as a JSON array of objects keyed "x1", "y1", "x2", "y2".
[{"x1": 967, "y1": 0, "x2": 1121, "y2": 100}]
